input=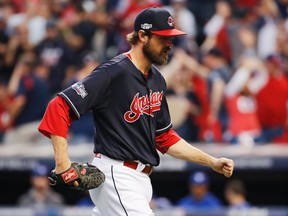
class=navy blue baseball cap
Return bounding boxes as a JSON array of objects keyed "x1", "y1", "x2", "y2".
[
  {"x1": 189, "y1": 171, "x2": 210, "y2": 185},
  {"x1": 134, "y1": 7, "x2": 187, "y2": 36}
]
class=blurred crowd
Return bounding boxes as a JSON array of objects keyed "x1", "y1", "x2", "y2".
[{"x1": 0, "y1": 0, "x2": 288, "y2": 145}]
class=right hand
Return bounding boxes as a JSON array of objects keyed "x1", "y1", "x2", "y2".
[{"x1": 212, "y1": 157, "x2": 234, "y2": 178}]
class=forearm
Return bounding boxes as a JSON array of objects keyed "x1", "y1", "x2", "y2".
[
  {"x1": 7, "y1": 67, "x2": 22, "y2": 95},
  {"x1": 51, "y1": 134, "x2": 71, "y2": 173},
  {"x1": 166, "y1": 139, "x2": 217, "y2": 168}
]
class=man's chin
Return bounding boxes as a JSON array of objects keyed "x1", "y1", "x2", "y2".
[{"x1": 155, "y1": 56, "x2": 169, "y2": 66}]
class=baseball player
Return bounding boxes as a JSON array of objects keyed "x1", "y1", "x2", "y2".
[{"x1": 38, "y1": 7, "x2": 234, "y2": 216}]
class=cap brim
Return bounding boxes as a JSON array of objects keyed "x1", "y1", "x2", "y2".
[{"x1": 151, "y1": 29, "x2": 187, "y2": 36}]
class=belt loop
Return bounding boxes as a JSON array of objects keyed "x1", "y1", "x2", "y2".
[
  {"x1": 142, "y1": 166, "x2": 153, "y2": 175},
  {"x1": 135, "y1": 163, "x2": 145, "y2": 172}
]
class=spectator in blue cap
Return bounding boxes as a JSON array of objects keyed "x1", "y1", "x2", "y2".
[
  {"x1": 176, "y1": 171, "x2": 222, "y2": 211},
  {"x1": 18, "y1": 163, "x2": 65, "y2": 213}
]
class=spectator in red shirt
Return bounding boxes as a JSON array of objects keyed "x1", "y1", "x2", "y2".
[
  {"x1": 224, "y1": 57, "x2": 262, "y2": 145},
  {"x1": 254, "y1": 54, "x2": 288, "y2": 143}
]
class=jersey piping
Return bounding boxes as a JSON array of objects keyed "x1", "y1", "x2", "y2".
[
  {"x1": 58, "y1": 92, "x2": 81, "y2": 118},
  {"x1": 156, "y1": 121, "x2": 172, "y2": 133}
]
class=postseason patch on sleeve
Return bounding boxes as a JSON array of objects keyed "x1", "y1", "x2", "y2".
[{"x1": 72, "y1": 82, "x2": 88, "y2": 98}]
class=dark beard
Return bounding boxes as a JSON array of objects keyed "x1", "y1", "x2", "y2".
[{"x1": 142, "y1": 41, "x2": 170, "y2": 65}]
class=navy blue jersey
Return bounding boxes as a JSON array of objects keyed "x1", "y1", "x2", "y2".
[{"x1": 59, "y1": 54, "x2": 172, "y2": 166}]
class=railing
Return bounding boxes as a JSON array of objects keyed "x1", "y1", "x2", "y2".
[{"x1": 1, "y1": 143, "x2": 288, "y2": 171}]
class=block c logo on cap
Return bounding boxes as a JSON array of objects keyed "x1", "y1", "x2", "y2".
[{"x1": 167, "y1": 16, "x2": 174, "y2": 27}]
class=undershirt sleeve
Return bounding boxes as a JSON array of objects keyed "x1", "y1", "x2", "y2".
[
  {"x1": 38, "y1": 96, "x2": 76, "y2": 139},
  {"x1": 155, "y1": 129, "x2": 181, "y2": 154}
]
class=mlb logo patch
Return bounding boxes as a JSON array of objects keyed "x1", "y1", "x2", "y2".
[
  {"x1": 141, "y1": 23, "x2": 152, "y2": 30},
  {"x1": 72, "y1": 82, "x2": 88, "y2": 98}
]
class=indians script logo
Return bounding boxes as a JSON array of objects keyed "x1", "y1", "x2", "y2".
[{"x1": 124, "y1": 90, "x2": 164, "y2": 123}]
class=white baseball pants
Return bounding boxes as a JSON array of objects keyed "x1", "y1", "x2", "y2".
[{"x1": 89, "y1": 154, "x2": 155, "y2": 216}]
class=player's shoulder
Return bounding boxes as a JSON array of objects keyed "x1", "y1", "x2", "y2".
[
  {"x1": 96, "y1": 54, "x2": 128, "y2": 72},
  {"x1": 88, "y1": 54, "x2": 130, "y2": 80}
]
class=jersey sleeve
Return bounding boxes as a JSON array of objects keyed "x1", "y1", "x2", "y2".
[{"x1": 59, "y1": 68, "x2": 111, "y2": 118}]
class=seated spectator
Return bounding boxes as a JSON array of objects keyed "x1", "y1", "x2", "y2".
[
  {"x1": 18, "y1": 163, "x2": 64, "y2": 214},
  {"x1": 224, "y1": 179, "x2": 251, "y2": 209},
  {"x1": 176, "y1": 171, "x2": 222, "y2": 211}
]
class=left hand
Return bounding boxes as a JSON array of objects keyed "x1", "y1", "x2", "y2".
[
  {"x1": 49, "y1": 162, "x2": 105, "y2": 190},
  {"x1": 212, "y1": 157, "x2": 234, "y2": 178}
]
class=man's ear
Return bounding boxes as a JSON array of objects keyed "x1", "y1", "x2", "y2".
[{"x1": 138, "y1": 30, "x2": 148, "y2": 43}]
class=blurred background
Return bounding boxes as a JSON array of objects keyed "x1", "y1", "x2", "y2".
[{"x1": 0, "y1": 0, "x2": 288, "y2": 215}]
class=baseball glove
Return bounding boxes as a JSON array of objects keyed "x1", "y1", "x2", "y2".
[{"x1": 48, "y1": 162, "x2": 105, "y2": 190}]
